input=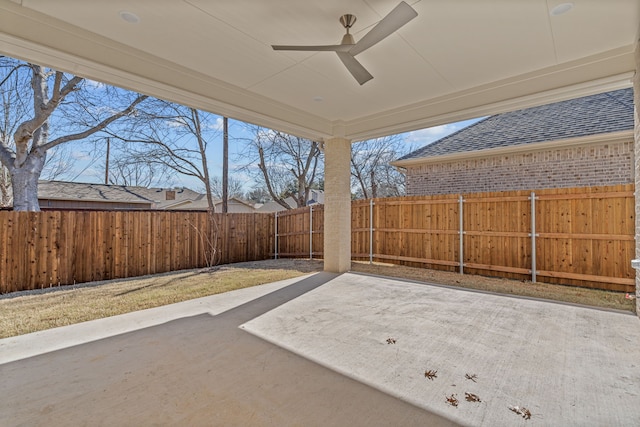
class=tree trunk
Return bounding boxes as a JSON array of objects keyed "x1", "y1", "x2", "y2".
[
  {"x1": 0, "y1": 165, "x2": 12, "y2": 207},
  {"x1": 10, "y1": 149, "x2": 46, "y2": 211}
]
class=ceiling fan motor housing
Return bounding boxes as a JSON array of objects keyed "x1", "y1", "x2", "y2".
[{"x1": 339, "y1": 14, "x2": 357, "y2": 30}]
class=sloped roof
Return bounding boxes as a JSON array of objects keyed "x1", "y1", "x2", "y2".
[
  {"x1": 256, "y1": 197, "x2": 297, "y2": 213},
  {"x1": 128, "y1": 187, "x2": 203, "y2": 209},
  {"x1": 38, "y1": 181, "x2": 202, "y2": 207},
  {"x1": 38, "y1": 181, "x2": 152, "y2": 205},
  {"x1": 165, "y1": 197, "x2": 256, "y2": 212},
  {"x1": 397, "y1": 88, "x2": 634, "y2": 162}
]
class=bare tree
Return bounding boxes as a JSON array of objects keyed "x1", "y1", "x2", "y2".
[
  {"x1": 39, "y1": 145, "x2": 82, "y2": 181},
  {"x1": 109, "y1": 101, "x2": 219, "y2": 210},
  {"x1": 106, "y1": 156, "x2": 172, "y2": 187},
  {"x1": 210, "y1": 175, "x2": 244, "y2": 200},
  {"x1": 245, "y1": 186, "x2": 271, "y2": 204},
  {"x1": 100, "y1": 99, "x2": 224, "y2": 266},
  {"x1": 237, "y1": 126, "x2": 322, "y2": 209},
  {"x1": 91, "y1": 138, "x2": 175, "y2": 187},
  {"x1": 0, "y1": 164, "x2": 10, "y2": 207},
  {"x1": 0, "y1": 57, "x2": 148, "y2": 211},
  {"x1": 351, "y1": 135, "x2": 410, "y2": 199}
]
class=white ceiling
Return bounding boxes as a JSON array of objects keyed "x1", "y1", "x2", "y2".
[{"x1": 0, "y1": 0, "x2": 638, "y2": 142}]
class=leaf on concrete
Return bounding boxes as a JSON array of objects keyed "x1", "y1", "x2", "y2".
[
  {"x1": 465, "y1": 392, "x2": 481, "y2": 402},
  {"x1": 465, "y1": 373, "x2": 478, "y2": 382},
  {"x1": 424, "y1": 369, "x2": 438, "y2": 380},
  {"x1": 445, "y1": 394, "x2": 459, "y2": 407},
  {"x1": 509, "y1": 405, "x2": 532, "y2": 420}
]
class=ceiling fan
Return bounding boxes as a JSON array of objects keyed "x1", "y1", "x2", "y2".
[{"x1": 272, "y1": 1, "x2": 418, "y2": 85}]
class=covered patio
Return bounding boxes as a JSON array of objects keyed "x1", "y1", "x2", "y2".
[
  {"x1": 1, "y1": 1, "x2": 639, "y2": 304},
  {"x1": 1, "y1": 1, "x2": 639, "y2": 425},
  {"x1": 1, "y1": 272, "x2": 639, "y2": 425}
]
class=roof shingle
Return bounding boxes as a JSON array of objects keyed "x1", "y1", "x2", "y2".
[{"x1": 398, "y1": 88, "x2": 634, "y2": 161}]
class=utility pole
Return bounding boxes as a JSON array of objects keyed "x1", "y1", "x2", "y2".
[
  {"x1": 222, "y1": 117, "x2": 229, "y2": 213},
  {"x1": 104, "y1": 137, "x2": 110, "y2": 185}
]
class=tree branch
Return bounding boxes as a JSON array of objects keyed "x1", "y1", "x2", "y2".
[{"x1": 40, "y1": 94, "x2": 148, "y2": 151}]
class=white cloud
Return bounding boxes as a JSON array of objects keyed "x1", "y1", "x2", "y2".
[
  {"x1": 85, "y1": 79, "x2": 106, "y2": 89},
  {"x1": 167, "y1": 117, "x2": 188, "y2": 128},
  {"x1": 212, "y1": 117, "x2": 225, "y2": 131}
]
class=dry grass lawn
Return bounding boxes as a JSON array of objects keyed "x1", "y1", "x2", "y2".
[
  {"x1": 0, "y1": 259, "x2": 322, "y2": 339},
  {"x1": 0, "y1": 258, "x2": 635, "y2": 339}
]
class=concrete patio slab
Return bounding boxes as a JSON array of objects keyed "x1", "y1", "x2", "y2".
[
  {"x1": 242, "y1": 272, "x2": 640, "y2": 426},
  {"x1": 0, "y1": 274, "x2": 311, "y2": 364},
  {"x1": 1, "y1": 271, "x2": 638, "y2": 426},
  {"x1": 0, "y1": 272, "x2": 456, "y2": 427}
]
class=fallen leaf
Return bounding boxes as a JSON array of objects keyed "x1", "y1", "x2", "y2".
[
  {"x1": 465, "y1": 373, "x2": 478, "y2": 382},
  {"x1": 465, "y1": 392, "x2": 481, "y2": 402},
  {"x1": 445, "y1": 394, "x2": 459, "y2": 407},
  {"x1": 509, "y1": 405, "x2": 532, "y2": 420},
  {"x1": 424, "y1": 369, "x2": 438, "y2": 380}
]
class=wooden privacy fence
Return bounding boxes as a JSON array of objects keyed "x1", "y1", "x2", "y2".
[
  {"x1": 1, "y1": 185, "x2": 634, "y2": 294},
  {"x1": 277, "y1": 184, "x2": 635, "y2": 293},
  {"x1": 274, "y1": 205, "x2": 324, "y2": 259},
  {"x1": 0, "y1": 210, "x2": 273, "y2": 294}
]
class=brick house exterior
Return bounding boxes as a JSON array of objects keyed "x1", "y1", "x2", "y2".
[{"x1": 393, "y1": 89, "x2": 634, "y2": 195}]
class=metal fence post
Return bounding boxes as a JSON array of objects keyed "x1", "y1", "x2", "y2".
[
  {"x1": 529, "y1": 191, "x2": 537, "y2": 282},
  {"x1": 309, "y1": 205, "x2": 313, "y2": 259},
  {"x1": 274, "y1": 211, "x2": 278, "y2": 259},
  {"x1": 369, "y1": 198, "x2": 374, "y2": 264},
  {"x1": 459, "y1": 194, "x2": 464, "y2": 274}
]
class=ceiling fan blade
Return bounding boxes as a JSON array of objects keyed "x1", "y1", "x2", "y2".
[
  {"x1": 272, "y1": 44, "x2": 352, "y2": 52},
  {"x1": 349, "y1": 1, "x2": 417, "y2": 56},
  {"x1": 336, "y1": 52, "x2": 373, "y2": 85}
]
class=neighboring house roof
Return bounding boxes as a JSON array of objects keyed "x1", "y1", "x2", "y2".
[
  {"x1": 127, "y1": 187, "x2": 204, "y2": 209},
  {"x1": 256, "y1": 197, "x2": 297, "y2": 213},
  {"x1": 396, "y1": 88, "x2": 634, "y2": 163},
  {"x1": 166, "y1": 197, "x2": 256, "y2": 212},
  {"x1": 257, "y1": 191, "x2": 325, "y2": 212},
  {"x1": 38, "y1": 181, "x2": 153, "y2": 205},
  {"x1": 37, "y1": 181, "x2": 243, "y2": 210}
]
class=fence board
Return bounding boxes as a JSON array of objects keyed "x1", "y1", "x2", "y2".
[
  {"x1": 0, "y1": 210, "x2": 274, "y2": 294},
  {"x1": 273, "y1": 185, "x2": 634, "y2": 293},
  {"x1": 1, "y1": 184, "x2": 635, "y2": 294}
]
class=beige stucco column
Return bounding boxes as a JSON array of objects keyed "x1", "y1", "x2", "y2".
[
  {"x1": 634, "y1": 41, "x2": 640, "y2": 316},
  {"x1": 323, "y1": 137, "x2": 352, "y2": 272}
]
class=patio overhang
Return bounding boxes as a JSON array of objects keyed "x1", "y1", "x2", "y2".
[
  {"x1": 1, "y1": 0, "x2": 637, "y2": 143},
  {"x1": 0, "y1": 0, "x2": 639, "y2": 276}
]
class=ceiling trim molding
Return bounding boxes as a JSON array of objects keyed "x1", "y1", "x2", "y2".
[{"x1": 391, "y1": 130, "x2": 634, "y2": 168}]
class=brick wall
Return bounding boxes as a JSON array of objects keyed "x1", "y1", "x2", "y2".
[{"x1": 405, "y1": 140, "x2": 634, "y2": 195}]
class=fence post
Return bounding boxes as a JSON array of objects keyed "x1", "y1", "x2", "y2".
[
  {"x1": 529, "y1": 191, "x2": 537, "y2": 282},
  {"x1": 369, "y1": 198, "x2": 374, "y2": 264},
  {"x1": 459, "y1": 194, "x2": 464, "y2": 274},
  {"x1": 309, "y1": 205, "x2": 313, "y2": 259},
  {"x1": 274, "y1": 211, "x2": 278, "y2": 259}
]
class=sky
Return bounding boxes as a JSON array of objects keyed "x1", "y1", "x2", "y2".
[
  {"x1": 59, "y1": 116, "x2": 481, "y2": 193},
  {"x1": 2, "y1": 56, "x2": 482, "y2": 196}
]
